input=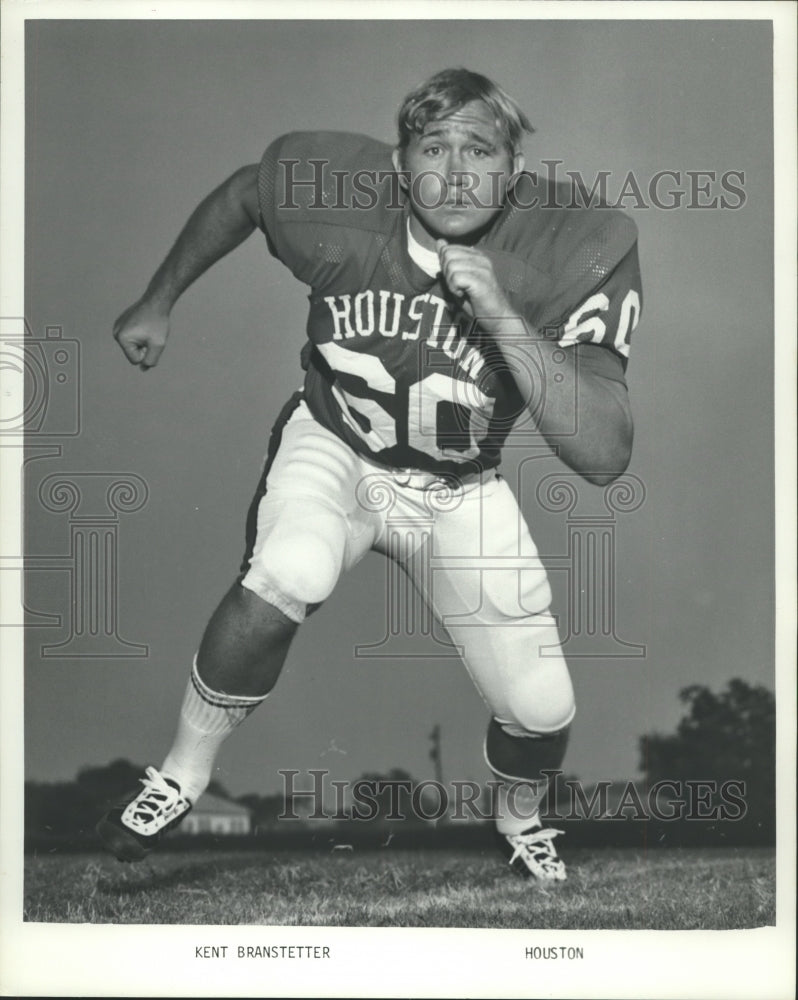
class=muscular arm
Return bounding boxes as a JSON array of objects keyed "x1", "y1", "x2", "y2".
[
  {"x1": 437, "y1": 241, "x2": 633, "y2": 486},
  {"x1": 494, "y1": 330, "x2": 633, "y2": 486},
  {"x1": 114, "y1": 163, "x2": 261, "y2": 369}
]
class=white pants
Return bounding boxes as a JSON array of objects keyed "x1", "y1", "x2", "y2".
[{"x1": 241, "y1": 400, "x2": 575, "y2": 732}]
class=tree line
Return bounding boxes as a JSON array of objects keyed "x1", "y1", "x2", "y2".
[{"x1": 25, "y1": 679, "x2": 776, "y2": 846}]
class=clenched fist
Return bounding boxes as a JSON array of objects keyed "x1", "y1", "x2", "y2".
[
  {"x1": 436, "y1": 241, "x2": 515, "y2": 330},
  {"x1": 113, "y1": 298, "x2": 170, "y2": 370}
]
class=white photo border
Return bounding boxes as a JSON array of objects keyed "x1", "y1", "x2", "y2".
[{"x1": 1, "y1": 2, "x2": 795, "y2": 997}]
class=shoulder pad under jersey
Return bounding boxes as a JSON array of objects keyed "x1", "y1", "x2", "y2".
[
  {"x1": 257, "y1": 131, "x2": 400, "y2": 286},
  {"x1": 484, "y1": 174, "x2": 639, "y2": 329}
]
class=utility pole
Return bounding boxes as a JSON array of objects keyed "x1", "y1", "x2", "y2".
[{"x1": 428, "y1": 724, "x2": 443, "y2": 786}]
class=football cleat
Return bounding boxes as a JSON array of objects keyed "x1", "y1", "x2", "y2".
[
  {"x1": 96, "y1": 766, "x2": 192, "y2": 862},
  {"x1": 501, "y1": 824, "x2": 567, "y2": 882}
]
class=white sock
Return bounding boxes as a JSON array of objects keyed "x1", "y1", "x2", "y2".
[
  {"x1": 494, "y1": 780, "x2": 547, "y2": 836},
  {"x1": 161, "y1": 657, "x2": 267, "y2": 803}
]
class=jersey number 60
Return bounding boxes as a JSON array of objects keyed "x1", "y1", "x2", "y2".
[{"x1": 317, "y1": 342, "x2": 496, "y2": 462}]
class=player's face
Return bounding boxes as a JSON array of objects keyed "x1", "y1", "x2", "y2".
[{"x1": 393, "y1": 100, "x2": 523, "y2": 250}]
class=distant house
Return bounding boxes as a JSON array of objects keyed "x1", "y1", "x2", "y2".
[{"x1": 180, "y1": 793, "x2": 252, "y2": 836}]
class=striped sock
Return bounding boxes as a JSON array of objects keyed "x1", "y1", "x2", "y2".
[{"x1": 161, "y1": 657, "x2": 266, "y2": 803}]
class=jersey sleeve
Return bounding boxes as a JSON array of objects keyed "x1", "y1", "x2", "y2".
[
  {"x1": 554, "y1": 240, "x2": 642, "y2": 364},
  {"x1": 572, "y1": 341, "x2": 629, "y2": 384},
  {"x1": 256, "y1": 131, "x2": 396, "y2": 289},
  {"x1": 495, "y1": 204, "x2": 643, "y2": 367},
  {"x1": 535, "y1": 210, "x2": 642, "y2": 365}
]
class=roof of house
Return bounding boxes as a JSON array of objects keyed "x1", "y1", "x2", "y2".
[{"x1": 191, "y1": 793, "x2": 251, "y2": 816}]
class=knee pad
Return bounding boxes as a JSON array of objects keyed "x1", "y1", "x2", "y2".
[
  {"x1": 484, "y1": 717, "x2": 572, "y2": 783},
  {"x1": 262, "y1": 530, "x2": 342, "y2": 605},
  {"x1": 503, "y1": 664, "x2": 576, "y2": 734},
  {"x1": 493, "y1": 630, "x2": 576, "y2": 734},
  {"x1": 241, "y1": 501, "x2": 348, "y2": 622},
  {"x1": 242, "y1": 528, "x2": 343, "y2": 621}
]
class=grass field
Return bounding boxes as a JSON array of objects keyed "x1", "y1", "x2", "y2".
[{"x1": 24, "y1": 845, "x2": 775, "y2": 928}]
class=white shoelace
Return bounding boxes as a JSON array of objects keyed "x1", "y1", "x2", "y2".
[
  {"x1": 132, "y1": 766, "x2": 180, "y2": 822},
  {"x1": 508, "y1": 827, "x2": 564, "y2": 866}
]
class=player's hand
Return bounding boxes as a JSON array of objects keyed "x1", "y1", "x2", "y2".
[
  {"x1": 113, "y1": 298, "x2": 170, "y2": 370},
  {"x1": 436, "y1": 241, "x2": 514, "y2": 330}
]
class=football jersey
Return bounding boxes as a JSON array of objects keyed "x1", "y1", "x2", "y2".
[{"x1": 257, "y1": 131, "x2": 642, "y2": 475}]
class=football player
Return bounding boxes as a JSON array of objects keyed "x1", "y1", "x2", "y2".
[{"x1": 98, "y1": 69, "x2": 640, "y2": 881}]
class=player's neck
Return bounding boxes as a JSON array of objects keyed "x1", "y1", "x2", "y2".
[
  {"x1": 407, "y1": 211, "x2": 490, "y2": 251},
  {"x1": 406, "y1": 219, "x2": 440, "y2": 278}
]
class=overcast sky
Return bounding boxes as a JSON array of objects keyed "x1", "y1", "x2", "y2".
[{"x1": 21, "y1": 18, "x2": 774, "y2": 798}]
